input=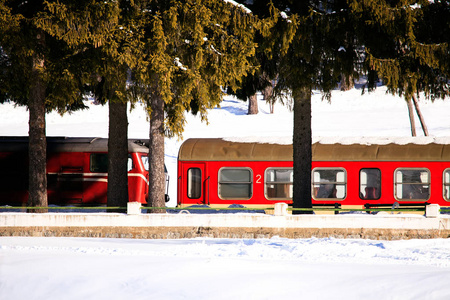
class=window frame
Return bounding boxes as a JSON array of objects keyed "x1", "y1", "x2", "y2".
[
  {"x1": 394, "y1": 168, "x2": 430, "y2": 201},
  {"x1": 264, "y1": 167, "x2": 293, "y2": 200},
  {"x1": 90, "y1": 153, "x2": 108, "y2": 173},
  {"x1": 359, "y1": 168, "x2": 381, "y2": 200},
  {"x1": 187, "y1": 167, "x2": 202, "y2": 199},
  {"x1": 218, "y1": 167, "x2": 253, "y2": 200},
  {"x1": 127, "y1": 154, "x2": 133, "y2": 172},
  {"x1": 443, "y1": 169, "x2": 450, "y2": 202},
  {"x1": 311, "y1": 167, "x2": 347, "y2": 200},
  {"x1": 140, "y1": 154, "x2": 149, "y2": 171}
]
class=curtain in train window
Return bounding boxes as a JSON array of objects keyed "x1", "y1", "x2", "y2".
[
  {"x1": 444, "y1": 169, "x2": 450, "y2": 202},
  {"x1": 265, "y1": 168, "x2": 293, "y2": 199},
  {"x1": 218, "y1": 168, "x2": 252, "y2": 199},
  {"x1": 312, "y1": 168, "x2": 346, "y2": 200},
  {"x1": 394, "y1": 168, "x2": 430, "y2": 200},
  {"x1": 187, "y1": 168, "x2": 202, "y2": 199},
  {"x1": 360, "y1": 168, "x2": 381, "y2": 200}
]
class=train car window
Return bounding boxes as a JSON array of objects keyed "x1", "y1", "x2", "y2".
[
  {"x1": 141, "y1": 154, "x2": 168, "y2": 175},
  {"x1": 90, "y1": 154, "x2": 108, "y2": 173},
  {"x1": 141, "y1": 155, "x2": 149, "y2": 171},
  {"x1": 265, "y1": 168, "x2": 293, "y2": 200},
  {"x1": 187, "y1": 168, "x2": 202, "y2": 199},
  {"x1": 360, "y1": 168, "x2": 381, "y2": 200},
  {"x1": 127, "y1": 154, "x2": 133, "y2": 172},
  {"x1": 312, "y1": 168, "x2": 346, "y2": 200},
  {"x1": 394, "y1": 168, "x2": 430, "y2": 201},
  {"x1": 90, "y1": 154, "x2": 133, "y2": 172},
  {"x1": 443, "y1": 169, "x2": 450, "y2": 202},
  {"x1": 218, "y1": 168, "x2": 252, "y2": 199}
]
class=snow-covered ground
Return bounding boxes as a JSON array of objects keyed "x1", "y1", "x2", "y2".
[
  {"x1": 1, "y1": 236, "x2": 450, "y2": 299},
  {"x1": 1, "y1": 84, "x2": 450, "y2": 299}
]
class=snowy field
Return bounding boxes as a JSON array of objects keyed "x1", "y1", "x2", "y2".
[
  {"x1": 1, "y1": 84, "x2": 450, "y2": 299},
  {"x1": 1, "y1": 237, "x2": 450, "y2": 299}
]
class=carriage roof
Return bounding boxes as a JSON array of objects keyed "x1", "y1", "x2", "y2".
[
  {"x1": 0, "y1": 137, "x2": 149, "y2": 153},
  {"x1": 178, "y1": 137, "x2": 450, "y2": 162}
]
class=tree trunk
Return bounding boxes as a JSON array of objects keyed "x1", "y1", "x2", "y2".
[
  {"x1": 148, "y1": 92, "x2": 166, "y2": 213},
  {"x1": 107, "y1": 100, "x2": 129, "y2": 211},
  {"x1": 28, "y1": 31, "x2": 47, "y2": 213},
  {"x1": 412, "y1": 95, "x2": 429, "y2": 136},
  {"x1": 263, "y1": 83, "x2": 274, "y2": 114},
  {"x1": 247, "y1": 94, "x2": 258, "y2": 115},
  {"x1": 292, "y1": 86, "x2": 313, "y2": 214},
  {"x1": 340, "y1": 74, "x2": 354, "y2": 91},
  {"x1": 407, "y1": 98, "x2": 417, "y2": 136}
]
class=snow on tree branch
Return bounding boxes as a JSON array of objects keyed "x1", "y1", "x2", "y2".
[
  {"x1": 174, "y1": 57, "x2": 187, "y2": 71},
  {"x1": 223, "y1": 0, "x2": 252, "y2": 14}
]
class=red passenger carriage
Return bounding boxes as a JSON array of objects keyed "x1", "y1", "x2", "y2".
[{"x1": 177, "y1": 138, "x2": 450, "y2": 210}]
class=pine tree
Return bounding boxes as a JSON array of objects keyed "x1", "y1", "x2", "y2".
[
  {"x1": 268, "y1": 1, "x2": 361, "y2": 213},
  {"x1": 37, "y1": 0, "x2": 145, "y2": 209},
  {"x1": 231, "y1": 1, "x2": 362, "y2": 213},
  {"x1": 133, "y1": 0, "x2": 258, "y2": 212},
  {"x1": 0, "y1": 0, "x2": 87, "y2": 212}
]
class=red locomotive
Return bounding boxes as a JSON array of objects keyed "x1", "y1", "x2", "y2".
[
  {"x1": 177, "y1": 138, "x2": 450, "y2": 210},
  {"x1": 0, "y1": 136, "x2": 168, "y2": 206}
]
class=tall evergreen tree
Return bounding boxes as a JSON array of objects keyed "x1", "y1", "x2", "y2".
[
  {"x1": 133, "y1": 0, "x2": 258, "y2": 212},
  {"x1": 0, "y1": 0, "x2": 86, "y2": 212},
  {"x1": 37, "y1": 0, "x2": 144, "y2": 209},
  {"x1": 270, "y1": 1, "x2": 361, "y2": 213},
  {"x1": 231, "y1": 1, "x2": 361, "y2": 213}
]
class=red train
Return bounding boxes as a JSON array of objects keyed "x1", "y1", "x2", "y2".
[
  {"x1": 3, "y1": 136, "x2": 450, "y2": 211},
  {"x1": 0, "y1": 136, "x2": 168, "y2": 206},
  {"x1": 177, "y1": 138, "x2": 450, "y2": 210}
]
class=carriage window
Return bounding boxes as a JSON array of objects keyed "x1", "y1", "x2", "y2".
[
  {"x1": 90, "y1": 154, "x2": 133, "y2": 172},
  {"x1": 140, "y1": 155, "x2": 167, "y2": 174},
  {"x1": 90, "y1": 154, "x2": 108, "y2": 173},
  {"x1": 360, "y1": 168, "x2": 381, "y2": 200},
  {"x1": 141, "y1": 155, "x2": 149, "y2": 171},
  {"x1": 127, "y1": 154, "x2": 133, "y2": 172},
  {"x1": 218, "y1": 168, "x2": 252, "y2": 199},
  {"x1": 444, "y1": 169, "x2": 450, "y2": 202},
  {"x1": 265, "y1": 168, "x2": 293, "y2": 200},
  {"x1": 312, "y1": 168, "x2": 346, "y2": 200},
  {"x1": 187, "y1": 168, "x2": 202, "y2": 199},
  {"x1": 394, "y1": 168, "x2": 430, "y2": 200}
]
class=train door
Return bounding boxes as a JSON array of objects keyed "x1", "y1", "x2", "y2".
[
  {"x1": 55, "y1": 152, "x2": 84, "y2": 204},
  {"x1": 180, "y1": 163, "x2": 209, "y2": 205}
]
